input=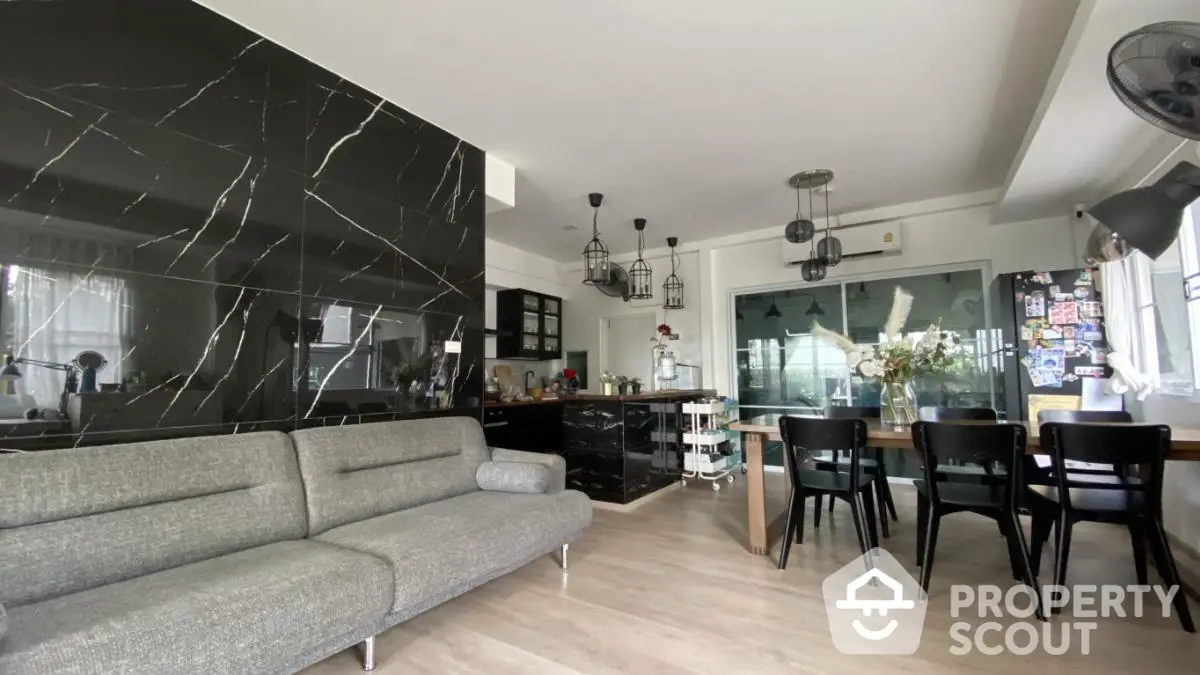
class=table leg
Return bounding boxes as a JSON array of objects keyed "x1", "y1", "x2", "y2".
[{"x1": 745, "y1": 431, "x2": 768, "y2": 555}]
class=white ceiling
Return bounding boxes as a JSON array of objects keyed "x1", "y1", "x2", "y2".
[
  {"x1": 196, "y1": 0, "x2": 1092, "y2": 260},
  {"x1": 993, "y1": 0, "x2": 1200, "y2": 223}
]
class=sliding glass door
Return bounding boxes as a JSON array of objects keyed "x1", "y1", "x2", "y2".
[{"x1": 732, "y1": 265, "x2": 994, "y2": 471}]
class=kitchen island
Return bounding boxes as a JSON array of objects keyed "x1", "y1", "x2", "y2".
[{"x1": 483, "y1": 390, "x2": 713, "y2": 505}]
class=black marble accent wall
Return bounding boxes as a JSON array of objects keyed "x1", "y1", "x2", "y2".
[{"x1": 0, "y1": 0, "x2": 485, "y2": 448}]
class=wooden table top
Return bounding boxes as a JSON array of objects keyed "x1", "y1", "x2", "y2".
[{"x1": 728, "y1": 413, "x2": 1200, "y2": 460}]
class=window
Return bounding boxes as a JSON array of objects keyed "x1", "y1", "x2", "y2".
[
  {"x1": 1127, "y1": 200, "x2": 1200, "y2": 394},
  {"x1": 2, "y1": 265, "x2": 131, "y2": 409}
]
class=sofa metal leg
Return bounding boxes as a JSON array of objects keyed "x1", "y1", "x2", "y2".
[
  {"x1": 360, "y1": 636, "x2": 376, "y2": 671},
  {"x1": 558, "y1": 543, "x2": 569, "y2": 571}
]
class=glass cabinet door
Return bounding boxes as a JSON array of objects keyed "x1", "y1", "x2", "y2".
[
  {"x1": 522, "y1": 311, "x2": 540, "y2": 334},
  {"x1": 544, "y1": 297, "x2": 560, "y2": 315},
  {"x1": 544, "y1": 314, "x2": 559, "y2": 337},
  {"x1": 522, "y1": 334, "x2": 540, "y2": 354},
  {"x1": 522, "y1": 294, "x2": 540, "y2": 312}
]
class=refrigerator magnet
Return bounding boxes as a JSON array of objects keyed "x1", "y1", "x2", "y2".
[
  {"x1": 1075, "y1": 366, "x2": 1105, "y2": 377},
  {"x1": 1025, "y1": 292, "x2": 1045, "y2": 317},
  {"x1": 1032, "y1": 272, "x2": 1054, "y2": 284},
  {"x1": 1074, "y1": 286, "x2": 1090, "y2": 299},
  {"x1": 1062, "y1": 373, "x2": 1080, "y2": 383},
  {"x1": 1075, "y1": 269, "x2": 1094, "y2": 285},
  {"x1": 1020, "y1": 326, "x2": 1034, "y2": 340},
  {"x1": 1050, "y1": 285, "x2": 1061, "y2": 296},
  {"x1": 1091, "y1": 348, "x2": 1107, "y2": 364}
]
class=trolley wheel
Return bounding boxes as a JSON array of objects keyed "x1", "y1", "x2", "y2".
[
  {"x1": 712, "y1": 481, "x2": 721, "y2": 492},
  {"x1": 740, "y1": 465, "x2": 748, "y2": 474},
  {"x1": 726, "y1": 474, "x2": 735, "y2": 483},
  {"x1": 681, "y1": 479, "x2": 688, "y2": 488}
]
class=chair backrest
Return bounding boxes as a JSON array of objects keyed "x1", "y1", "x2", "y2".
[
  {"x1": 0, "y1": 432, "x2": 306, "y2": 607},
  {"x1": 777, "y1": 415, "x2": 867, "y2": 493},
  {"x1": 919, "y1": 406, "x2": 997, "y2": 421},
  {"x1": 1039, "y1": 422, "x2": 1169, "y2": 508},
  {"x1": 912, "y1": 421, "x2": 1026, "y2": 507},
  {"x1": 1037, "y1": 409, "x2": 1132, "y2": 424},
  {"x1": 824, "y1": 405, "x2": 881, "y2": 420},
  {"x1": 290, "y1": 416, "x2": 490, "y2": 536}
]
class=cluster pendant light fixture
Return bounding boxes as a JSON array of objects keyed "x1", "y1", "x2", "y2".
[
  {"x1": 628, "y1": 218, "x2": 653, "y2": 299},
  {"x1": 581, "y1": 192, "x2": 610, "y2": 285},
  {"x1": 663, "y1": 237, "x2": 684, "y2": 309},
  {"x1": 784, "y1": 169, "x2": 842, "y2": 282}
]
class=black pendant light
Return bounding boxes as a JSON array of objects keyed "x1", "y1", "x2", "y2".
[
  {"x1": 765, "y1": 297, "x2": 782, "y2": 318},
  {"x1": 1085, "y1": 161, "x2": 1200, "y2": 262},
  {"x1": 815, "y1": 176, "x2": 843, "y2": 266},
  {"x1": 804, "y1": 296, "x2": 825, "y2": 316},
  {"x1": 787, "y1": 170, "x2": 833, "y2": 282},
  {"x1": 662, "y1": 237, "x2": 684, "y2": 309},
  {"x1": 581, "y1": 192, "x2": 610, "y2": 285},
  {"x1": 627, "y1": 218, "x2": 653, "y2": 299}
]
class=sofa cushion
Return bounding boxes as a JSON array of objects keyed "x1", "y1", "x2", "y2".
[
  {"x1": 316, "y1": 490, "x2": 592, "y2": 612},
  {"x1": 0, "y1": 540, "x2": 392, "y2": 675},
  {"x1": 290, "y1": 417, "x2": 491, "y2": 536},
  {"x1": 0, "y1": 432, "x2": 306, "y2": 607},
  {"x1": 490, "y1": 448, "x2": 567, "y2": 493},
  {"x1": 476, "y1": 461, "x2": 554, "y2": 493}
]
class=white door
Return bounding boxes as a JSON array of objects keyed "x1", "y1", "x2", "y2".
[{"x1": 604, "y1": 314, "x2": 655, "y2": 386}]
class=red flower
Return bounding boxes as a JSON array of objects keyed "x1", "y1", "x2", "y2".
[
  {"x1": 563, "y1": 368, "x2": 577, "y2": 380},
  {"x1": 656, "y1": 324, "x2": 672, "y2": 336}
]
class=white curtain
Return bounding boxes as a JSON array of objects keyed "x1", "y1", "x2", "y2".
[
  {"x1": 6, "y1": 265, "x2": 132, "y2": 409},
  {"x1": 1098, "y1": 262, "x2": 1155, "y2": 400}
]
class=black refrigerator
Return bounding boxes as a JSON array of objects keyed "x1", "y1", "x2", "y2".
[{"x1": 991, "y1": 268, "x2": 1117, "y2": 421}]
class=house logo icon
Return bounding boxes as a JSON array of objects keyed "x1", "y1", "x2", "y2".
[{"x1": 822, "y1": 549, "x2": 928, "y2": 655}]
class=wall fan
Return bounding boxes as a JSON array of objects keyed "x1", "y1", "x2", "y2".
[
  {"x1": 1085, "y1": 21, "x2": 1200, "y2": 262},
  {"x1": 591, "y1": 263, "x2": 631, "y2": 302}
]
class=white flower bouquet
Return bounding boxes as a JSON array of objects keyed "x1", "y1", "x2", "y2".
[{"x1": 813, "y1": 287, "x2": 961, "y2": 383}]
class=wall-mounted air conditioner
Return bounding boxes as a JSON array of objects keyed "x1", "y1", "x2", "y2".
[{"x1": 782, "y1": 221, "x2": 902, "y2": 267}]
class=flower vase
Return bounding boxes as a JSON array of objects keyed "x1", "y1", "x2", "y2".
[{"x1": 880, "y1": 380, "x2": 917, "y2": 431}]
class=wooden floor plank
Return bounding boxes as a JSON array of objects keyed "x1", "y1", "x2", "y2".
[{"x1": 302, "y1": 477, "x2": 1200, "y2": 674}]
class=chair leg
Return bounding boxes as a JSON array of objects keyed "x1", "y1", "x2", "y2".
[
  {"x1": 778, "y1": 488, "x2": 798, "y2": 570},
  {"x1": 1146, "y1": 516, "x2": 1196, "y2": 633},
  {"x1": 813, "y1": 494, "x2": 823, "y2": 529},
  {"x1": 999, "y1": 516, "x2": 1024, "y2": 582},
  {"x1": 919, "y1": 510, "x2": 941, "y2": 592},
  {"x1": 360, "y1": 636, "x2": 376, "y2": 672},
  {"x1": 1029, "y1": 509, "x2": 1053, "y2": 578},
  {"x1": 1127, "y1": 517, "x2": 1149, "y2": 586},
  {"x1": 1007, "y1": 510, "x2": 1045, "y2": 621},
  {"x1": 848, "y1": 494, "x2": 869, "y2": 555},
  {"x1": 829, "y1": 492, "x2": 836, "y2": 514},
  {"x1": 872, "y1": 470, "x2": 890, "y2": 539},
  {"x1": 795, "y1": 491, "x2": 808, "y2": 545},
  {"x1": 916, "y1": 492, "x2": 929, "y2": 567},
  {"x1": 861, "y1": 487, "x2": 880, "y2": 550},
  {"x1": 874, "y1": 449, "x2": 899, "y2": 522},
  {"x1": 1052, "y1": 515, "x2": 1073, "y2": 615}
]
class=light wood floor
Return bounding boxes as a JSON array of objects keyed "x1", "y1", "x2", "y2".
[{"x1": 303, "y1": 475, "x2": 1200, "y2": 674}]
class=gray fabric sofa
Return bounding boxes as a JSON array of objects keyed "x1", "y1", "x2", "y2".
[{"x1": 0, "y1": 416, "x2": 590, "y2": 674}]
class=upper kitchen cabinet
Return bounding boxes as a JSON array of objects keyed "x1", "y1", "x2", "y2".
[{"x1": 495, "y1": 289, "x2": 561, "y2": 360}]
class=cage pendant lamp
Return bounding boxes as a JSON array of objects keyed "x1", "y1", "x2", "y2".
[
  {"x1": 582, "y1": 192, "x2": 610, "y2": 285},
  {"x1": 628, "y1": 218, "x2": 653, "y2": 300},
  {"x1": 662, "y1": 236, "x2": 684, "y2": 309}
]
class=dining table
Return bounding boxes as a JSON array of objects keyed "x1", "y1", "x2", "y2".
[{"x1": 728, "y1": 413, "x2": 1200, "y2": 558}]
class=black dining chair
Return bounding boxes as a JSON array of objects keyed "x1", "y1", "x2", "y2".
[
  {"x1": 776, "y1": 415, "x2": 879, "y2": 570},
  {"x1": 918, "y1": 407, "x2": 1000, "y2": 482},
  {"x1": 815, "y1": 406, "x2": 898, "y2": 539},
  {"x1": 1030, "y1": 410, "x2": 1136, "y2": 488},
  {"x1": 1028, "y1": 423, "x2": 1194, "y2": 632},
  {"x1": 912, "y1": 420, "x2": 1041, "y2": 616}
]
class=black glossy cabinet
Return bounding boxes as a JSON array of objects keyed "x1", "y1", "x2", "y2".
[
  {"x1": 482, "y1": 404, "x2": 562, "y2": 453},
  {"x1": 496, "y1": 289, "x2": 561, "y2": 360}
]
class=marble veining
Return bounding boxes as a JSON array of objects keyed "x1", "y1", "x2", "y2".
[{"x1": 0, "y1": 0, "x2": 484, "y2": 449}]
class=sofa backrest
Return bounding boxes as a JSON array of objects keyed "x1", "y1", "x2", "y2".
[
  {"x1": 290, "y1": 416, "x2": 489, "y2": 536},
  {"x1": 0, "y1": 431, "x2": 306, "y2": 607}
]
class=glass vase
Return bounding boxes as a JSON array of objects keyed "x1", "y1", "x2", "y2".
[{"x1": 880, "y1": 380, "x2": 917, "y2": 431}]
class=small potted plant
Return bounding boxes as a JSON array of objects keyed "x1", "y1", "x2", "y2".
[
  {"x1": 630, "y1": 377, "x2": 643, "y2": 395},
  {"x1": 616, "y1": 375, "x2": 630, "y2": 395}
]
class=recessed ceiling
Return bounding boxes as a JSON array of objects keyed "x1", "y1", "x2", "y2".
[{"x1": 197, "y1": 0, "x2": 1078, "y2": 260}]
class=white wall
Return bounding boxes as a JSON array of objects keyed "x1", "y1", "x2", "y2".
[{"x1": 705, "y1": 206, "x2": 1079, "y2": 396}]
